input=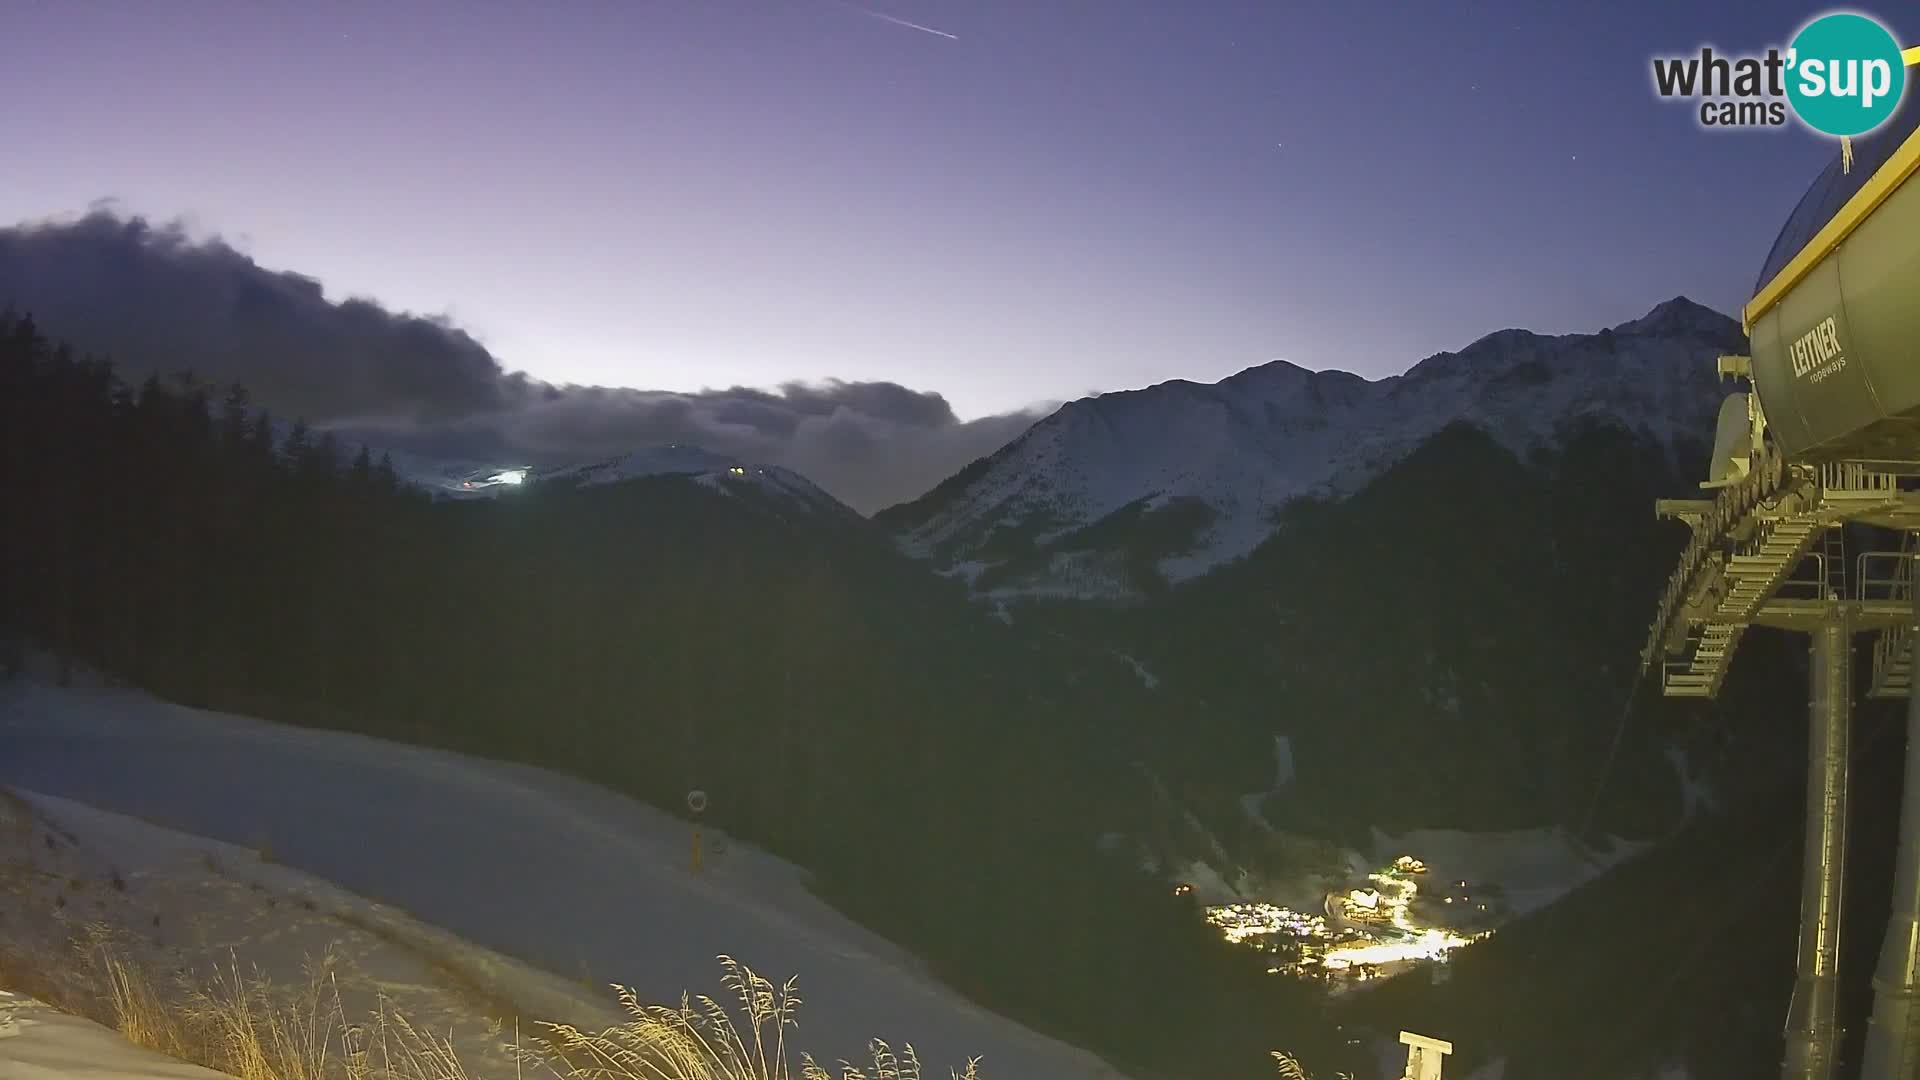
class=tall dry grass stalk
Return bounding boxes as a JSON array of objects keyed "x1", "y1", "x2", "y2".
[
  {"x1": 77, "y1": 923, "x2": 189, "y2": 1058},
  {"x1": 179, "y1": 952, "x2": 348, "y2": 1080},
  {"x1": 530, "y1": 955, "x2": 979, "y2": 1080}
]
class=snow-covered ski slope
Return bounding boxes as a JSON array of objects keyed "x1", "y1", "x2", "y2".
[
  {"x1": 0, "y1": 781, "x2": 616, "y2": 1080},
  {"x1": 0, "y1": 679, "x2": 1128, "y2": 1079},
  {"x1": 1, "y1": 990, "x2": 231, "y2": 1080}
]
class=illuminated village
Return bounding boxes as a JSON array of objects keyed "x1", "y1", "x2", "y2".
[{"x1": 1201, "y1": 855, "x2": 1501, "y2": 991}]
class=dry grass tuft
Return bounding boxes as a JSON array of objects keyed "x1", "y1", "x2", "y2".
[
  {"x1": 0, "y1": 787, "x2": 35, "y2": 839},
  {"x1": 180, "y1": 952, "x2": 347, "y2": 1080},
  {"x1": 4, "y1": 934, "x2": 986, "y2": 1080},
  {"x1": 1270, "y1": 1049, "x2": 1350, "y2": 1080},
  {"x1": 327, "y1": 907, "x2": 519, "y2": 1024},
  {"x1": 10, "y1": 924, "x2": 484, "y2": 1080},
  {"x1": 529, "y1": 955, "x2": 979, "y2": 1080},
  {"x1": 78, "y1": 924, "x2": 190, "y2": 1058}
]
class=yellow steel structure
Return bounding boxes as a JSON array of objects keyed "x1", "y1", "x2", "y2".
[{"x1": 1644, "y1": 58, "x2": 1920, "y2": 1080}]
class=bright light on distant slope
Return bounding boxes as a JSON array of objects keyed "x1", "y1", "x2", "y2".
[
  {"x1": 380, "y1": 444, "x2": 847, "y2": 513},
  {"x1": 454, "y1": 466, "x2": 531, "y2": 491}
]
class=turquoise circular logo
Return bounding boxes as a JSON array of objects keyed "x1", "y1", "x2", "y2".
[{"x1": 1786, "y1": 13, "x2": 1907, "y2": 137}]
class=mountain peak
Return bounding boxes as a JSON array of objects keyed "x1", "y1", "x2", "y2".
[
  {"x1": 887, "y1": 302, "x2": 1732, "y2": 600},
  {"x1": 1614, "y1": 296, "x2": 1739, "y2": 338},
  {"x1": 1226, "y1": 357, "x2": 1312, "y2": 381}
]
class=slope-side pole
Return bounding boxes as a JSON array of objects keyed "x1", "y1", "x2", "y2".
[
  {"x1": 1785, "y1": 597, "x2": 1852, "y2": 1080},
  {"x1": 1865, "y1": 560, "x2": 1920, "y2": 1080}
]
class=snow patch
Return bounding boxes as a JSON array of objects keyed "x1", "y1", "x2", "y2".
[
  {"x1": 937, "y1": 560, "x2": 997, "y2": 586},
  {"x1": 1112, "y1": 652, "x2": 1160, "y2": 689},
  {"x1": 1175, "y1": 860, "x2": 1243, "y2": 906},
  {"x1": 1666, "y1": 745, "x2": 1718, "y2": 821},
  {"x1": 1237, "y1": 791, "x2": 1273, "y2": 830},
  {"x1": 1237, "y1": 736, "x2": 1295, "y2": 830},
  {"x1": 1270, "y1": 735, "x2": 1295, "y2": 788},
  {"x1": 1465, "y1": 1055, "x2": 1508, "y2": 1080},
  {"x1": 0, "y1": 991, "x2": 231, "y2": 1080},
  {"x1": 1368, "y1": 825, "x2": 1647, "y2": 916}
]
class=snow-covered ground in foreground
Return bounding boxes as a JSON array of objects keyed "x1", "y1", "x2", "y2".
[
  {"x1": 0, "y1": 780, "x2": 617, "y2": 1079},
  {"x1": 1368, "y1": 825, "x2": 1647, "y2": 916},
  {"x1": 0, "y1": 679, "x2": 1129, "y2": 1079},
  {"x1": 0, "y1": 990, "x2": 230, "y2": 1080}
]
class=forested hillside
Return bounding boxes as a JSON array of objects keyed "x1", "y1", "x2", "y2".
[{"x1": 1021, "y1": 420, "x2": 1776, "y2": 847}]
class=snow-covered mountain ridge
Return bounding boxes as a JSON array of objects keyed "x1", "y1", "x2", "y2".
[
  {"x1": 882, "y1": 296, "x2": 1741, "y2": 600},
  {"x1": 388, "y1": 443, "x2": 849, "y2": 514}
]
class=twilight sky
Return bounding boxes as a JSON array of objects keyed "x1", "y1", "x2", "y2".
[{"x1": 0, "y1": 0, "x2": 1903, "y2": 509}]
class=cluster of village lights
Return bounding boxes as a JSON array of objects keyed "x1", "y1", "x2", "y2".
[{"x1": 1199, "y1": 854, "x2": 1488, "y2": 982}]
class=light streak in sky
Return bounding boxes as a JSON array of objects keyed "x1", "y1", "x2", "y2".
[
  {"x1": 830, "y1": 1, "x2": 958, "y2": 41},
  {"x1": 862, "y1": 9, "x2": 958, "y2": 40}
]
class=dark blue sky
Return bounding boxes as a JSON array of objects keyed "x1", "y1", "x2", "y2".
[{"x1": 2, "y1": 1, "x2": 1898, "y2": 418}]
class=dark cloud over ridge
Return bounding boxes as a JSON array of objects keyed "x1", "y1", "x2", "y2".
[{"x1": 0, "y1": 210, "x2": 1051, "y2": 513}]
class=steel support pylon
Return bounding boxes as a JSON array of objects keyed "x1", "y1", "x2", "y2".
[
  {"x1": 1864, "y1": 559, "x2": 1920, "y2": 1080},
  {"x1": 1786, "y1": 599, "x2": 1853, "y2": 1080}
]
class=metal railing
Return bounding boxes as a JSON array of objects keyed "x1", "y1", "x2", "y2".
[
  {"x1": 1857, "y1": 549, "x2": 1916, "y2": 602},
  {"x1": 1820, "y1": 462, "x2": 1900, "y2": 495},
  {"x1": 1864, "y1": 535, "x2": 1916, "y2": 698},
  {"x1": 1777, "y1": 552, "x2": 1830, "y2": 600}
]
